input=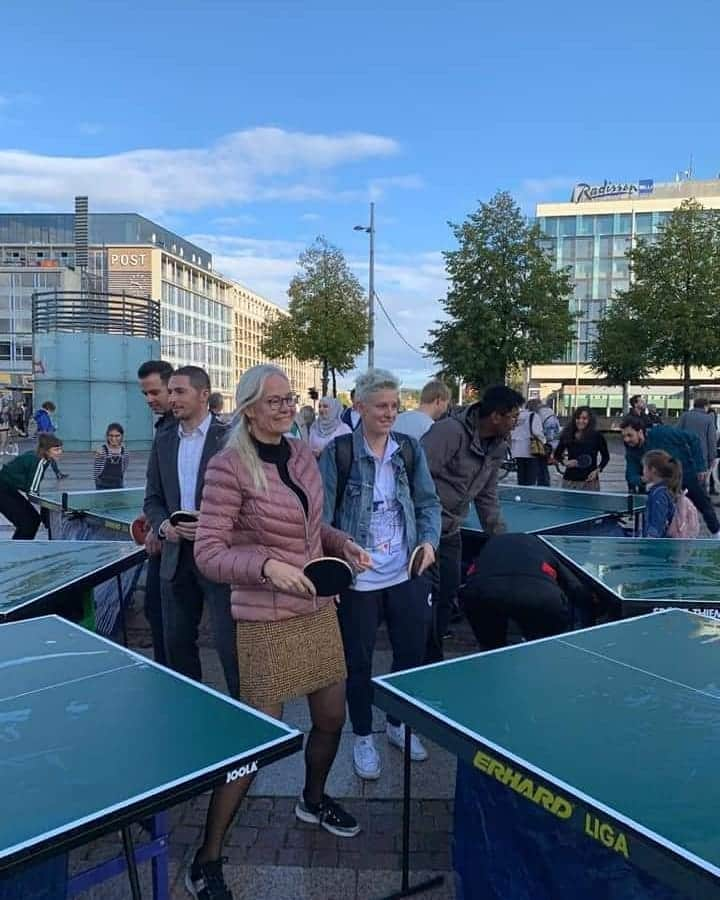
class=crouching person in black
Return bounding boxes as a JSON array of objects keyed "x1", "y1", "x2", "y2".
[{"x1": 459, "y1": 534, "x2": 593, "y2": 650}]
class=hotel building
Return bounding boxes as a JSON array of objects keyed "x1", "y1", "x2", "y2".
[{"x1": 532, "y1": 177, "x2": 720, "y2": 411}]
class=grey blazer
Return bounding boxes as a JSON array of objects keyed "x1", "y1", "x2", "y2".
[{"x1": 144, "y1": 418, "x2": 228, "y2": 580}]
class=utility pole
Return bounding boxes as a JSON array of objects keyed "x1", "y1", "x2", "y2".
[{"x1": 354, "y1": 202, "x2": 375, "y2": 368}]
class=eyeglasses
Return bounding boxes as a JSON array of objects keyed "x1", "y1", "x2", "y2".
[{"x1": 265, "y1": 394, "x2": 299, "y2": 411}]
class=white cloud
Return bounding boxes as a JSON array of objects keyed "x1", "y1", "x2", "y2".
[
  {"x1": 0, "y1": 127, "x2": 400, "y2": 214},
  {"x1": 300, "y1": 212, "x2": 321, "y2": 222}
]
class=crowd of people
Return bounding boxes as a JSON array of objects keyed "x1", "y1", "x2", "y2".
[{"x1": 1, "y1": 365, "x2": 719, "y2": 899}]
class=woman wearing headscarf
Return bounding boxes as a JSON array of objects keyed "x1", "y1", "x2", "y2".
[{"x1": 309, "y1": 396, "x2": 352, "y2": 458}]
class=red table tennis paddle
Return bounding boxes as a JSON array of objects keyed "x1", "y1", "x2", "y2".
[{"x1": 131, "y1": 515, "x2": 150, "y2": 546}]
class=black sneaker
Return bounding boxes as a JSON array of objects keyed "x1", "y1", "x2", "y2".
[
  {"x1": 295, "y1": 794, "x2": 361, "y2": 837},
  {"x1": 185, "y1": 856, "x2": 232, "y2": 899}
]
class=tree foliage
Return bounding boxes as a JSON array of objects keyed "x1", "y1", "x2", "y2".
[
  {"x1": 261, "y1": 237, "x2": 368, "y2": 396},
  {"x1": 590, "y1": 199, "x2": 720, "y2": 407},
  {"x1": 425, "y1": 191, "x2": 575, "y2": 390}
]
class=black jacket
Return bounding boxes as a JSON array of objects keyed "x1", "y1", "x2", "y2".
[{"x1": 143, "y1": 418, "x2": 228, "y2": 579}]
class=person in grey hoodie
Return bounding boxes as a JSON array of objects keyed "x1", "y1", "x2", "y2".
[
  {"x1": 678, "y1": 398, "x2": 718, "y2": 475},
  {"x1": 421, "y1": 385, "x2": 525, "y2": 661}
]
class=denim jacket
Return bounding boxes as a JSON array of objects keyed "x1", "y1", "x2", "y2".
[{"x1": 319, "y1": 426, "x2": 442, "y2": 552}]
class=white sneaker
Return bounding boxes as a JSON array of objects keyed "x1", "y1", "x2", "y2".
[
  {"x1": 386, "y1": 722, "x2": 428, "y2": 762},
  {"x1": 353, "y1": 735, "x2": 381, "y2": 780}
]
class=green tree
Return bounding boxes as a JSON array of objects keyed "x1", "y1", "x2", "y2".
[
  {"x1": 262, "y1": 237, "x2": 369, "y2": 396},
  {"x1": 591, "y1": 199, "x2": 720, "y2": 408},
  {"x1": 589, "y1": 304, "x2": 654, "y2": 412},
  {"x1": 425, "y1": 191, "x2": 575, "y2": 390}
]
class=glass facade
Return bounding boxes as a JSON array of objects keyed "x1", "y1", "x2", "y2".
[
  {"x1": 0, "y1": 213, "x2": 211, "y2": 269},
  {"x1": 161, "y1": 265, "x2": 233, "y2": 395},
  {"x1": 0, "y1": 269, "x2": 63, "y2": 372},
  {"x1": 538, "y1": 211, "x2": 669, "y2": 363}
]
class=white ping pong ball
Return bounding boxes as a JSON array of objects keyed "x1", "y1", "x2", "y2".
[{"x1": 515, "y1": 495, "x2": 521, "y2": 502}]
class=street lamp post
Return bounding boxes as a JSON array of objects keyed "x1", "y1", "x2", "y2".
[{"x1": 354, "y1": 201, "x2": 375, "y2": 368}]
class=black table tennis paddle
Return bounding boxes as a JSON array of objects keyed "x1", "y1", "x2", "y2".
[{"x1": 303, "y1": 557, "x2": 354, "y2": 595}]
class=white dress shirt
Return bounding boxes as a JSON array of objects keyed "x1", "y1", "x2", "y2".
[{"x1": 177, "y1": 413, "x2": 212, "y2": 511}]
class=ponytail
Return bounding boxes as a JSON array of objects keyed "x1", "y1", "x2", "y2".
[{"x1": 642, "y1": 450, "x2": 682, "y2": 498}]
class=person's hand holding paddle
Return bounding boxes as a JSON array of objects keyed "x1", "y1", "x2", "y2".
[
  {"x1": 174, "y1": 520, "x2": 198, "y2": 541},
  {"x1": 342, "y1": 540, "x2": 372, "y2": 573},
  {"x1": 585, "y1": 468, "x2": 600, "y2": 483},
  {"x1": 408, "y1": 542, "x2": 435, "y2": 578},
  {"x1": 264, "y1": 559, "x2": 316, "y2": 597}
]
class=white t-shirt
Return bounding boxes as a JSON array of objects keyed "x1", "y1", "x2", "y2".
[
  {"x1": 354, "y1": 436, "x2": 409, "y2": 592},
  {"x1": 394, "y1": 409, "x2": 434, "y2": 441}
]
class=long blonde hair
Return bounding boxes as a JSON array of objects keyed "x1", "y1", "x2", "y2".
[{"x1": 225, "y1": 364, "x2": 289, "y2": 492}]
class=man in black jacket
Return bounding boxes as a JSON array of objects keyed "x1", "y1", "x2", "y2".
[
  {"x1": 460, "y1": 534, "x2": 594, "y2": 649},
  {"x1": 143, "y1": 365, "x2": 238, "y2": 697},
  {"x1": 137, "y1": 360, "x2": 175, "y2": 665}
]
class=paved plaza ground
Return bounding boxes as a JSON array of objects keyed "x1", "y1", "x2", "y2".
[{"x1": 2, "y1": 435, "x2": 716, "y2": 898}]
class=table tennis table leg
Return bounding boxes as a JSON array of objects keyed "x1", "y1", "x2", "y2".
[
  {"x1": 150, "y1": 812, "x2": 170, "y2": 900},
  {"x1": 383, "y1": 725, "x2": 444, "y2": 899},
  {"x1": 121, "y1": 826, "x2": 143, "y2": 899},
  {"x1": 117, "y1": 574, "x2": 128, "y2": 646}
]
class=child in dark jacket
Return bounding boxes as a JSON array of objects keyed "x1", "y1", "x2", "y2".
[
  {"x1": 0, "y1": 434, "x2": 63, "y2": 538},
  {"x1": 642, "y1": 450, "x2": 681, "y2": 538}
]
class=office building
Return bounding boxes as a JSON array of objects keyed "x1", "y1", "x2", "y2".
[
  {"x1": 231, "y1": 281, "x2": 316, "y2": 401},
  {"x1": 532, "y1": 177, "x2": 720, "y2": 408},
  {"x1": 0, "y1": 208, "x2": 317, "y2": 411}
]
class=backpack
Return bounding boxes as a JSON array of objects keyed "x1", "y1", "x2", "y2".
[
  {"x1": 333, "y1": 432, "x2": 415, "y2": 519},
  {"x1": 666, "y1": 491, "x2": 700, "y2": 539}
]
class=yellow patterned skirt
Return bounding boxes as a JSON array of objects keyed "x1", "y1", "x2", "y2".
[{"x1": 235, "y1": 601, "x2": 346, "y2": 707}]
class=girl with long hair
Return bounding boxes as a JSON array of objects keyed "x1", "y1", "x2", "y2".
[
  {"x1": 642, "y1": 450, "x2": 682, "y2": 538},
  {"x1": 555, "y1": 406, "x2": 610, "y2": 491}
]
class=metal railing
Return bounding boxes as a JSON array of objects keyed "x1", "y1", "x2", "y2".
[{"x1": 32, "y1": 290, "x2": 160, "y2": 339}]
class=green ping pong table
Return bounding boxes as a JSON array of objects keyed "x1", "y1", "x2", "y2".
[
  {"x1": 0, "y1": 615, "x2": 303, "y2": 899},
  {"x1": 463, "y1": 484, "x2": 646, "y2": 536},
  {"x1": 35, "y1": 487, "x2": 145, "y2": 538},
  {"x1": 0, "y1": 540, "x2": 145, "y2": 631},
  {"x1": 542, "y1": 535, "x2": 720, "y2": 620},
  {"x1": 373, "y1": 610, "x2": 720, "y2": 899}
]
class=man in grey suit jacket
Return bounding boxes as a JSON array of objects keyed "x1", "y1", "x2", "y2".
[{"x1": 143, "y1": 365, "x2": 239, "y2": 698}]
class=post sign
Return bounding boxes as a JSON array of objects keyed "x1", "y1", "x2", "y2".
[{"x1": 107, "y1": 248, "x2": 152, "y2": 272}]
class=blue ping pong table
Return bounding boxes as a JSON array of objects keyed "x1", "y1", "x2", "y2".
[
  {"x1": 34, "y1": 487, "x2": 144, "y2": 539},
  {"x1": 373, "y1": 610, "x2": 720, "y2": 899},
  {"x1": 463, "y1": 484, "x2": 646, "y2": 536},
  {"x1": 0, "y1": 540, "x2": 146, "y2": 636},
  {"x1": 542, "y1": 535, "x2": 720, "y2": 620},
  {"x1": 0, "y1": 616, "x2": 303, "y2": 899}
]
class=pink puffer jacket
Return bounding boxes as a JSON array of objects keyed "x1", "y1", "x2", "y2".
[{"x1": 194, "y1": 440, "x2": 349, "y2": 622}]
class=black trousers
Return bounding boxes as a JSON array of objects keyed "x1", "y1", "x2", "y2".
[
  {"x1": 144, "y1": 553, "x2": 166, "y2": 666},
  {"x1": 426, "y1": 531, "x2": 463, "y2": 663},
  {"x1": 160, "y1": 543, "x2": 239, "y2": 698},
  {"x1": 338, "y1": 577, "x2": 432, "y2": 736},
  {"x1": 685, "y1": 477, "x2": 720, "y2": 534},
  {"x1": 516, "y1": 457, "x2": 542, "y2": 486},
  {"x1": 463, "y1": 575, "x2": 571, "y2": 650},
  {"x1": 0, "y1": 484, "x2": 41, "y2": 538}
]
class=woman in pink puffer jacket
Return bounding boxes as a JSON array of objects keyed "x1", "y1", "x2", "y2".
[{"x1": 187, "y1": 364, "x2": 370, "y2": 898}]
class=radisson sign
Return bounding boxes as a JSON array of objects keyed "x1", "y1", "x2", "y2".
[{"x1": 571, "y1": 179, "x2": 654, "y2": 203}]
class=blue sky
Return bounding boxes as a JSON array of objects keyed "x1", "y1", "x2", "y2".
[{"x1": 2, "y1": 0, "x2": 719, "y2": 386}]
